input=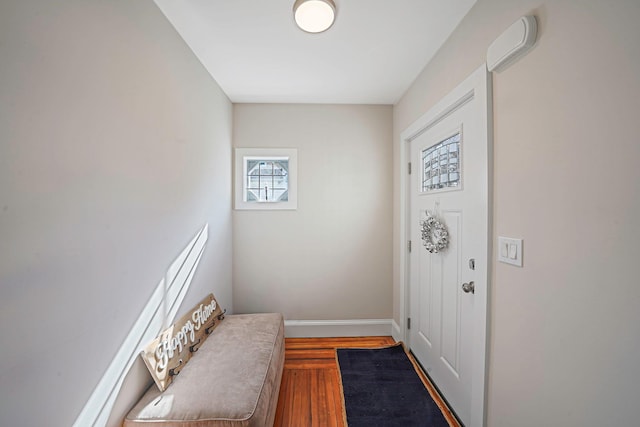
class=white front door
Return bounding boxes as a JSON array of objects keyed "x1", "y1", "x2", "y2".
[{"x1": 405, "y1": 66, "x2": 490, "y2": 427}]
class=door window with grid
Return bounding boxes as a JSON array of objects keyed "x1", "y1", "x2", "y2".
[{"x1": 421, "y1": 132, "x2": 461, "y2": 192}]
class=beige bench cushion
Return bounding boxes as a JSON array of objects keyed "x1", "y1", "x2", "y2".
[{"x1": 124, "y1": 313, "x2": 285, "y2": 427}]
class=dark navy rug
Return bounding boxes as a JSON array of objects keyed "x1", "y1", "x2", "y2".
[{"x1": 337, "y1": 344, "x2": 451, "y2": 427}]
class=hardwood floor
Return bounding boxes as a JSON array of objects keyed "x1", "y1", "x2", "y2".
[{"x1": 273, "y1": 336, "x2": 395, "y2": 427}]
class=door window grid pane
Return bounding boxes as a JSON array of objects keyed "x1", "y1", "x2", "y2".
[
  {"x1": 422, "y1": 133, "x2": 461, "y2": 192},
  {"x1": 246, "y1": 160, "x2": 289, "y2": 202}
]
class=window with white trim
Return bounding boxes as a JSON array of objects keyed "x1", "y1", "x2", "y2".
[
  {"x1": 234, "y1": 148, "x2": 298, "y2": 210},
  {"x1": 421, "y1": 132, "x2": 461, "y2": 192}
]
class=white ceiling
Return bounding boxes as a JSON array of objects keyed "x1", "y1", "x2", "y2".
[{"x1": 153, "y1": 0, "x2": 476, "y2": 105}]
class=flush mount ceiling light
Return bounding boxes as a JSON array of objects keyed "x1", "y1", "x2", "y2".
[{"x1": 293, "y1": 0, "x2": 336, "y2": 34}]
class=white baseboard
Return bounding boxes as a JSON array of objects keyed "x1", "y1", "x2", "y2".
[
  {"x1": 284, "y1": 319, "x2": 393, "y2": 338},
  {"x1": 391, "y1": 319, "x2": 404, "y2": 343}
]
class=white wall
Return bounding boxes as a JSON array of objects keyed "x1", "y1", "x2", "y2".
[
  {"x1": 233, "y1": 104, "x2": 393, "y2": 321},
  {"x1": 394, "y1": 0, "x2": 640, "y2": 425},
  {"x1": 0, "y1": 1, "x2": 232, "y2": 426}
]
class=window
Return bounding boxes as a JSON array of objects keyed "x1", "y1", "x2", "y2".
[
  {"x1": 246, "y1": 159, "x2": 289, "y2": 202},
  {"x1": 234, "y1": 148, "x2": 298, "y2": 210},
  {"x1": 422, "y1": 132, "x2": 461, "y2": 192}
]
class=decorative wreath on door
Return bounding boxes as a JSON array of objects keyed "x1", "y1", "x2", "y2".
[{"x1": 421, "y1": 211, "x2": 449, "y2": 254}]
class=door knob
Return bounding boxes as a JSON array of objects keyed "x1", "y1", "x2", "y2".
[{"x1": 462, "y1": 281, "x2": 475, "y2": 294}]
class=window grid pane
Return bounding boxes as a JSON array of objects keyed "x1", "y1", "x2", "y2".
[
  {"x1": 246, "y1": 159, "x2": 289, "y2": 202},
  {"x1": 422, "y1": 133, "x2": 460, "y2": 192}
]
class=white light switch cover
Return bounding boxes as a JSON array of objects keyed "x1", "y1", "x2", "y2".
[{"x1": 498, "y1": 237, "x2": 523, "y2": 266}]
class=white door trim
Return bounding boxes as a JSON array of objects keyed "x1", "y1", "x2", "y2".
[{"x1": 398, "y1": 64, "x2": 492, "y2": 427}]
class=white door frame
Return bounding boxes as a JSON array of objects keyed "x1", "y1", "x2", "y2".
[{"x1": 398, "y1": 64, "x2": 492, "y2": 427}]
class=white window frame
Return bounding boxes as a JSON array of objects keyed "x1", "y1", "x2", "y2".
[
  {"x1": 420, "y1": 126, "x2": 463, "y2": 194},
  {"x1": 234, "y1": 148, "x2": 298, "y2": 210}
]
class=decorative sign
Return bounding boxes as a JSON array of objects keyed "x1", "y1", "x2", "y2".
[{"x1": 140, "y1": 293, "x2": 225, "y2": 391}]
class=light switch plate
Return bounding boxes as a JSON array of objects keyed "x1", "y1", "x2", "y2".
[{"x1": 498, "y1": 236, "x2": 523, "y2": 267}]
